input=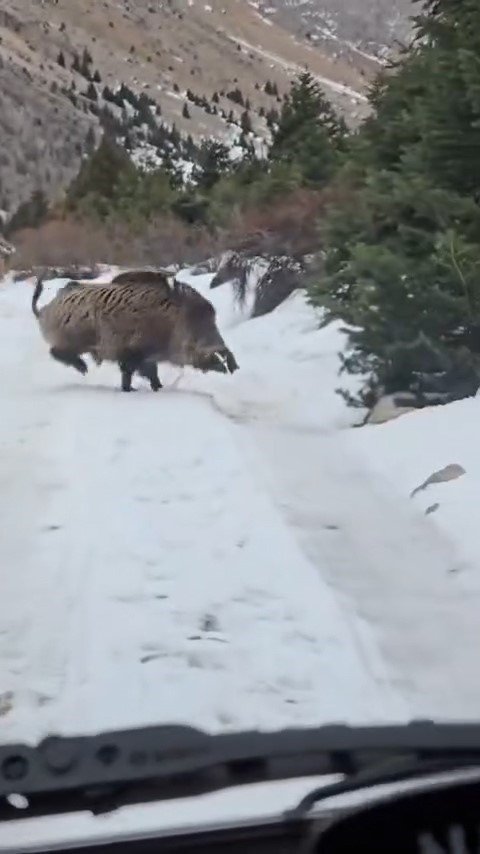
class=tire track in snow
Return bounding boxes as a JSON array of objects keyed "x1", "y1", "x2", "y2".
[
  {"x1": 232, "y1": 420, "x2": 480, "y2": 720},
  {"x1": 0, "y1": 277, "x2": 406, "y2": 740}
]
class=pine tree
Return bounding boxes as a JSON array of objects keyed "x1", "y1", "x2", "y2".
[
  {"x1": 309, "y1": 0, "x2": 480, "y2": 408},
  {"x1": 170, "y1": 123, "x2": 180, "y2": 146},
  {"x1": 269, "y1": 73, "x2": 346, "y2": 186},
  {"x1": 85, "y1": 82, "x2": 98, "y2": 101},
  {"x1": 85, "y1": 125, "x2": 96, "y2": 154},
  {"x1": 93, "y1": 69, "x2": 101, "y2": 83},
  {"x1": 67, "y1": 135, "x2": 135, "y2": 218},
  {"x1": 80, "y1": 47, "x2": 92, "y2": 78},
  {"x1": 193, "y1": 140, "x2": 230, "y2": 190},
  {"x1": 57, "y1": 51, "x2": 65, "y2": 67},
  {"x1": 226, "y1": 87, "x2": 244, "y2": 106},
  {"x1": 266, "y1": 107, "x2": 279, "y2": 128},
  {"x1": 240, "y1": 109, "x2": 252, "y2": 134},
  {"x1": 137, "y1": 93, "x2": 156, "y2": 127},
  {"x1": 182, "y1": 102, "x2": 191, "y2": 119},
  {"x1": 7, "y1": 188, "x2": 48, "y2": 234},
  {"x1": 71, "y1": 52, "x2": 80, "y2": 73}
]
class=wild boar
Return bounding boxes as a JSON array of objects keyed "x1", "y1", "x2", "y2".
[{"x1": 31, "y1": 272, "x2": 239, "y2": 392}]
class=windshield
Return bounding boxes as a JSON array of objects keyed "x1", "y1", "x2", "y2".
[{"x1": 1, "y1": 0, "x2": 479, "y2": 847}]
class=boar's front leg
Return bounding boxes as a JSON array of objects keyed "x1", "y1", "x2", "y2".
[
  {"x1": 50, "y1": 347, "x2": 88, "y2": 376},
  {"x1": 118, "y1": 350, "x2": 161, "y2": 392},
  {"x1": 118, "y1": 348, "x2": 145, "y2": 392},
  {"x1": 137, "y1": 360, "x2": 162, "y2": 392}
]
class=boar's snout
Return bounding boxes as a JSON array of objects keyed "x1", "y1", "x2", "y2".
[
  {"x1": 184, "y1": 298, "x2": 239, "y2": 375},
  {"x1": 193, "y1": 345, "x2": 239, "y2": 375},
  {"x1": 224, "y1": 348, "x2": 239, "y2": 373}
]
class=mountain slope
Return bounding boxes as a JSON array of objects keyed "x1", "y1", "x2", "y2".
[
  {"x1": 0, "y1": 0, "x2": 383, "y2": 214},
  {"x1": 257, "y1": 0, "x2": 414, "y2": 59}
]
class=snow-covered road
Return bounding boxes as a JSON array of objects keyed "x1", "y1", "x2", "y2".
[{"x1": 1, "y1": 268, "x2": 479, "y2": 754}]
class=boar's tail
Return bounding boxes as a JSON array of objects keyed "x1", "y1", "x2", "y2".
[{"x1": 31, "y1": 273, "x2": 46, "y2": 318}]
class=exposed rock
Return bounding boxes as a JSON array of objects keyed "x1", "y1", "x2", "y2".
[
  {"x1": 188, "y1": 257, "x2": 219, "y2": 276},
  {"x1": 252, "y1": 255, "x2": 305, "y2": 318},
  {"x1": 0, "y1": 236, "x2": 16, "y2": 278},
  {"x1": 411, "y1": 464, "x2": 466, "y2": 499},
  {"x1": 0, "y1": 236, "x2": 15, "y2": 258},
  {"x1": 210, "y1": 251, "x2": 269, "y2": 295},
  {"x1": 210, "y1": 251, "x2": 306, "y2": 318},
  {"x1": 12, "y1": 264, "x2": 106, "y2": 282}
]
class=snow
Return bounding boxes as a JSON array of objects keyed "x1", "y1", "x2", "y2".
[{"x1": 1, "y1": 267, "x2": 480, "y2": 847}]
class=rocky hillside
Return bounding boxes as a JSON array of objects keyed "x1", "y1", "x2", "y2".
[
  {"x1": 256, "y1": 0, "x2": 414, "y2": 60},
  {"x1": 0, "y1": 0, "x2": 410, "y2": 216}
]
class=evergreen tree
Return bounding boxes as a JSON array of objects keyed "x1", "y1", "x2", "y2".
[
  {"x1": 85, "y1": 82, "x2": 98, "y2": 101},
  {"x1": 57, "y1": 51, "x2": 65, "y2": 67},
  {"x1": 170, "y1": 123, "x2": 181, "y2": 147},
  {"x1": 85, "y1": 125, "x2": 96, "y2": 154},
  {"x1": 7, "y1": 189, "x2": 48, "y2": 235},
  {"x1": 226, "y1": 87, "x2": 244, "y2": 106},
  {"x1": 137, "y1": 92, "x2": 156, "y2": 127},
  {"x1": 182, "y1": 102, "x2": 191, "y2": 119},
  {"x1": 240, "y1": 109, "x2": 252, "y2": 134},
  {"x1": 269, "y1": 73, "x2": 346, "y2": 186},
  {"x1": 193, "y1": 140, "x2": 230, "y2": 191},
  {"x1": 266, "y1": 107, "x2": 279, "y2": 128},
  {"x1": 67, "y1": 135, "x2": 135, "y2": 218},
  {"x1": 80, "y1": 47, "x2": 92, "y2": 78},
  {"x1": 102, "y1": 85, "x2": 114, "y2": 102},
  {"x1": 309, "y1": 0, "x2": 480, "y2": 408}
]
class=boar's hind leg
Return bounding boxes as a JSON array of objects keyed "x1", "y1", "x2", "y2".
[
  {"x1": 137, "y1": 361, "x2": 162, "y2": 392},
  {"x1": 50, "y1": 347, "x2": 88, "y2": 375}
]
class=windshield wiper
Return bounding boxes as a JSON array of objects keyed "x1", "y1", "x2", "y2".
[{"x1": 1, "y1": 721, "x2": 480, "y2": 822}]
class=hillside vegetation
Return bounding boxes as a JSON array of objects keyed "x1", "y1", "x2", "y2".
[
  {"x1": 0, "y1": 0, "x2": 375, "y2": 214},
  {"x1": 7, "y1": 0, "x2": 480, "y2": 414}
]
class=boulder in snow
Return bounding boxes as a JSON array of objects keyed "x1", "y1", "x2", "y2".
[
  {"x1": 252, "y1": 256, "x2": 305, "y2": 318},
  {"x1": 210, "y1": 251, "x2": 268, "y2": 294},
  {"x1": 12, "y1": 263, "x2": 106, "y2": 283},
  {"x1": 188, "y1": 257, "x2": 219, "y2": 276},
  {"x1": 210, "y1": 251, "x2": 307, "y2": 318}
]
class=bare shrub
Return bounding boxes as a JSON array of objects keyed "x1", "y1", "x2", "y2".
[
  {"x1": 12, "y1": 215, "x2": 223, "y2": 270},
  {"x1": 225, "y1": 188, "x2": 325, "y2": 257}
]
